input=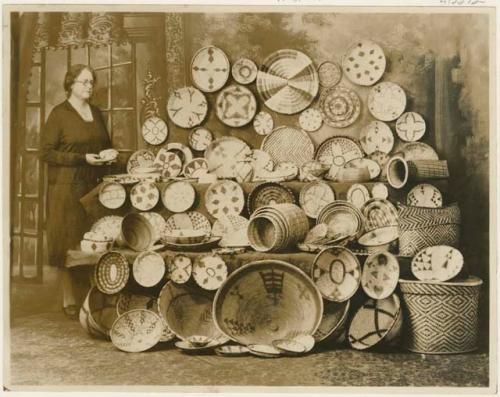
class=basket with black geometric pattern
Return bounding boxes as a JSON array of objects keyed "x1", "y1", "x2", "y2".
[
  {"x1": 399, "y1": 276, "x2": 482, "y2": 354},
  {"x1": 397, "y1": 202, "x2": 461, "y2": 256}
]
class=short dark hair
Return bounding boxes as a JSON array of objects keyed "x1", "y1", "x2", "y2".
[{"x1": 63, "y1": 64, "x2": 97, "y2": 95}]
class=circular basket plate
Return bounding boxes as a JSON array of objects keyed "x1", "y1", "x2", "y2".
[
  {"x1": 205, "y1": 137, "x2": 252, "y2": 179},
  {"x1": 272, "y1": 339, "x2": 307, "y2": 355},
  {"x1": 215, "y1": 344, "x2": 250, "y2": 357},
  {"x1": 411, "y1": 245, "x2": 463, "y2": 282},
  {"x1": 361, "y1": 251, "x2": 400, "y2": 300},
  {"x1": 91, "y1": 215, "x2": 123, "y2": 240},
  {"x1": 99, "y1": 181, "x2": 126, "y2": 209},
  {"x1": 346, "y1": 184, "x2": 371, "y2": 209},
  {"x1": 293, "y1": 334, "x2": 316, "y2": 352},
  {"x1": 248, "y1": 182, "x2": 296, "y2": 214},
  {"x1": 311, "y1": 246, "x2": 361, "y2": 302},
  {"x1": 164, "y1": 212, "x2": 212, "y2": 235},
  {"x1": 348, "y1": 294, "x2": 401, "y2": 350},
  {"x1": 360, "y1": 121, "x2": 394, "y2": 155},
  {"x1": 158, "y1": 281, "x2": 225, "y2": 341},
  {"x1": 342, "y1": 40, "x2": 386, "y2": 86},
  {"x1": 189, "y1": 127, "x2": 213, "y2": 152},
  {"x1": 318, "y1": 61, "x2": 342, "y2": 88},
  {"x1": 183, "y1": 158, "x2": 209, "y2": 179},
  {"x1": 141, "y1": 116, "x2": 168, "y2": 145},
  {"x1": 95, "y1": 251, "x2": 130, "y2": 295},
  {"x1": 261, "y1": 126, "x2": 314, "y2": 167},
  {"x1": 127, "y1": 150, "x2": 156, "y2": 174},
  {"x1": 253, "y1": 111, "x2": 274, "y2": 136},
  {"x1": 361, "y1": 198, "x2": 398, "y2": 231},
  {"x1": 397, "y1": 142, "x2": 439, "y2": 161},
  {"x1": 216, "y1": 85, "x2": 257, "y2": 127},
  {"x1": 153, "y1": 148, "x2": 182, "y2": 178},
  {"x1": 299, "y1": 108, "x2": 323, "y2": 132},
  {"x1": 396, "y1": 112, "x2": 426, "y2": 142},
  {"x1": 358, "y1": 226, "x2": 398, "y2": 246},
  {"x1": 211, "y1": 215, "x2": 250, "y2": 247},
  {"x1": 232, "y1": 58, "x2": 258, "y2": 84},
  {"x1": 130, "y1": 181, "x2": 160, "y2": 211},
  {"x1": 257, "y1": 49, "x2": 319, "y2": 115},
  {"x1": 315, "y1": 136, "x2": 363, "y2": 180},
  {"x1": 368, "y1": 82, "x2": 406, "y2": 121},
  {"x1": 167, "y1": 86, "x2": 208, "y2": 128},
  {"x1": 299, "y1": 181, "x2": 335, "y2": 219},
  {"x1": 110, "y1": 309, "x2": 163, "y2": 353},
  {"x1": 319, "y1": 86, "x2": 361, "y2": 128},
  {"x1": 249, "y1": 150, "x2": 274, "y2": 173},
  {"x1": 371, "y1": 183, "x2": 389, "y2": 200},
  {"x1": 407, "y1": 183, "x2": 443, "y2": 208},
  {"x1": 168, "y1": 254, "x2": 192, "y2": 284},
  {"x1": 213, "y1": 260, "x2": 323, "y2": 346},
  {"x1": 247, "y1": 344, "x2": 282, "y2": 358},
  {"x1": 313, "y1": 300, "x2": 350, "y2": 342},
  {"x1": 191, "y1": 46, "x2": 230, "y2": 93},
  {"x1": 317, "y1": 200, "x2": 364, "y2": 239},
  {"x1": 205, "y1": 180, "x2": 245, "y2": 219},
  {"x1": 192, "y1": 254, "x2": 228, "y2": 290},
  {"x1": 344, "y1": 158, "x2": 381, "y2": 180},
  {"x1": 133, "y1": 251, "x2": 165, "y2": 288},
  {"x1": 162, "y1": 181, "x2": 196, "y2": 213}
]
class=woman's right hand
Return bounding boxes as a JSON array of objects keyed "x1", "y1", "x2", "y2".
[{"x1": 85, "y1": 153, "x2": 108, "y2": 166}]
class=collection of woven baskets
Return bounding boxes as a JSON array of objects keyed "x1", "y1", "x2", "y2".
[{"x1": 76, "y1": 40, "x2": 484, "y2": 357}]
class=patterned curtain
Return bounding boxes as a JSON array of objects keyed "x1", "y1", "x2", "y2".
[{"x1": 33, "y1": 12, "x2": 128, "y2": 51}]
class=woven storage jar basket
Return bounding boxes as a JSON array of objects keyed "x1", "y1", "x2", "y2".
[
  {"x1": 399, "y1": 276, "x2": 482, "y2": 354},
  {"x1": 397, "y1": 202, "x2": 461, "y2": 256}
]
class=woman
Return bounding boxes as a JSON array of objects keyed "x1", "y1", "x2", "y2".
[{"x1": 40, "y1": 64, "x2": 112, "y2": 318}]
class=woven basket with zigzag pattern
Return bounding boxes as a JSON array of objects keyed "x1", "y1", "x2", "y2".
[
  {"x1": 399, "y1": 277, "x2": 482, "y2": 354},
  {"x1": 397, "y1": 202, "x2": 461, "y2": 256}
]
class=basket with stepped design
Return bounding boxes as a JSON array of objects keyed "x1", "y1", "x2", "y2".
[
  {"x1": 397, "y1": 202, "x2": 461, "y2": 256},
  {"x1": 399, "y1": 276, "x2": 482, "y2": 354}
]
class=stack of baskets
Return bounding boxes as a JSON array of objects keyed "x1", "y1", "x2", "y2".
[{"x1": 247, "y1": 203, "x2": 309, "y2": 252}]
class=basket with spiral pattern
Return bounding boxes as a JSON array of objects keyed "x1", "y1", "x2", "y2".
[
  {"x1": 397, "y1": 202, "x2": 461, "y2": 256},
  {"x1": 399, "y1": 276, "x2": 482, "y2": 354}
]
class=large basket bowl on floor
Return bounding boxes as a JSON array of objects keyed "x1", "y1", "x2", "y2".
[
  {"x1": 80, "y1": 287, "x2": 121, "y2": 339},
  {"x1": 399, "y1": 276, "x2": 482, "y2": 354},
  {"x1": 158, "y1": 281, "x2": 225, "y2": 341},
  {"x1": 213, "y1": 260, "x2": 323, "y2": 346}
]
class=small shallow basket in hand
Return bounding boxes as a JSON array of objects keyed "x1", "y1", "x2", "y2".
[
  {"x1": 399, "y1": 276, "x2": 482, "y2": 354},
  {"x1": 121, "y1": 212, "x2": 156, "y2": 251},
  {"x1": 213, "y1": 260, "x2": 323, "y2": 346},
  {"x1": 398, "y1": 202, "x2": 461, "y2": 256}
]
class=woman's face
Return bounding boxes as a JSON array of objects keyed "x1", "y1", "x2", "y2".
[{"x1": 70, "y1": 68, "x2": 94, "y2": 101}]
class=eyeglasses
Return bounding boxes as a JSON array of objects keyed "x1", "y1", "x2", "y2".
[{"x1": 74, "y1": 80, "x2": 95, "y2": 87}]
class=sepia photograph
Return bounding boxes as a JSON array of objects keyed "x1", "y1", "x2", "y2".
[{"x1": 2, "y1": 2, "x2": 497, "y2": 394}]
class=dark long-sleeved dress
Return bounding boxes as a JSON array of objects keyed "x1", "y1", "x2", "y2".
[{"x1": 40, "y1": 100, "x2": 111, "y2": 267}]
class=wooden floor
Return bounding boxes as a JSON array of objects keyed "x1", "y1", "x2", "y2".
[{"x1": 6, "y1": 311, "x2": 490, "y2": 391}]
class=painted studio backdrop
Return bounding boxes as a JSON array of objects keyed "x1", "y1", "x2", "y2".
[{"x1": 10, "y1": 11, "x2": 489, "y2": 345}]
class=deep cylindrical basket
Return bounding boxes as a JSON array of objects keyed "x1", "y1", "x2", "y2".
[{"x1": 399, "y1": 276, "x2": 482, "y2": 354}]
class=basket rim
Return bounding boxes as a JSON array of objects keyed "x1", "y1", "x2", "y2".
[{"x1": 399, "y1": 275, "x2": 483, "y2": 287}]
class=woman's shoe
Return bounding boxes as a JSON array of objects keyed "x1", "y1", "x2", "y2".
[{"x1": 63, "y1": 305, "x2": 78, "y2": 320}]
